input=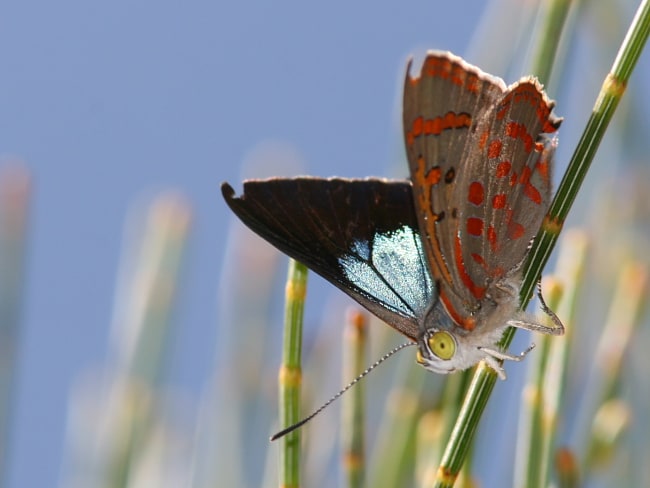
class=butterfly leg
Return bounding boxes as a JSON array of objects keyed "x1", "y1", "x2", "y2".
[
  {"x1": 479, "y1": 343, "x2": 536, "y2": 380},
  {"x1": 506, "y1": 279, "x2": 565, "y2": 335},
  {"x1": 535, "y1": 279, "x2": 565, "y2": 335}
]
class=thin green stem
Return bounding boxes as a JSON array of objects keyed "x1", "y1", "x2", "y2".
[
  {"x1": 555, "y1": 447, "x2": 580, "y2": 488},
  {"x1": 539, "y1": 232, "x2": 587, "y2": 485},
  {"x1": 531, "y1": 0, "x2": 573, "y2": 85},
  {"x1": 278, "y1": 259, "x2": 308, "y2": 488},
  {"x1": 514, "y1": 280, "x2": 562, "y2": 488},
  {"x1": 105, "y1": 195, "x2": 192, "y2": 487},
  {"x1": 369, "y1": 356, "x2": 425, "y2": 487},
  {"x1": 436, "y1": 370, "x2": 472, "y2": 465},
  {"x1": 341, "y1": 310, "x2": 368, "y2": 488},
  {"x1": 584, "y1": 263, "x2": 647, "y2": 474},
  {"x1": 433, "y1": 1, "x2": 650, "y2": 486},
  {"x1": 515, "y1": 231, "x2": 588, "y2": 488},
  {"x1": 526, "y1": 0, "x2": 650, "y2": 284},
  {"x1": 0, "y1": 167, "x2": 30, "y2": 488}
]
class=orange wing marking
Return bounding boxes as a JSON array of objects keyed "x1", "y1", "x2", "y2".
[
  {"x1": 467, "y1": 182, "x2": 484, "y2": 205},
  {"x1": 438, "y1": 290, "x2": 477, "y2": 331},
  {"x1": 495, "y1": 161, "x2": 511, "y2": 177},
  {"x1": 454, "y1": 235, "x2": 486, "y2": 300},
  {"x1": 487, "y1": 140, "x2": 502, "y2": 158}
]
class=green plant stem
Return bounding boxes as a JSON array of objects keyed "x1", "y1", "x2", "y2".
[
  {"x1": 105, "y1": 194, "x2": 192, "y2": 487},
  {"x1": 531, "y1": 0, "x2": 574, "y2": 84},
  {"x1": 526, "y1": 0, "x2": 650, "y2": 282},
  {"x1": 341, "y1": 310, "x2": 368, "y2": 488},
  {"x1": 369, "y1": 357, "x2": 425, "y2": 488},
  {"x1": 278, "y1": 259, "x2": 308, "y2": 488},
  {"x1": 583, "y1": 263, "x2": 647, "y2": 473},
  {"x1": 433, "y1": 1, "x2": 650, "y2": 486},
  {"x1": 514, "y1": 279, "x2": 563, "y2": 488},
  {"x1": 555, "y1": 447, "x2": 580, "y2": 488},
  {"x1": 515, "y1": 230, "x2": 588, "y2": 488},
  {"x1": 539, "y1": 232, "x2": 587, "y2": 484},
  {"x1": 0, "y1": 167, "x2": 30, "y2": 488},
  {"x1": 437, "y1": 371, "x2": 472, "y2": 463}
]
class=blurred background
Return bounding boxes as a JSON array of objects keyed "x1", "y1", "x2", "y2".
[{"x1": 1, "y1": 0, "x2": 649, "y2": 486}]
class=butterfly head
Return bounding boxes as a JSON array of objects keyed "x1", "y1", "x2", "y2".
[
  {"x1": 416, "y1": 328, "x2": 494, "y2": 374},
  {"x1": 414, "y1": 295, "x2": 517, "y2": 376},
  {"x1": 415, "y1": 324, "x2": 516, "y2": 378},
  {"x1": 415, "y1": 329, "x2": 459, "y2": 374}
]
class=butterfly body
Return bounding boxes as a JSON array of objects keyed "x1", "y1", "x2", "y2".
[{"x1": 223, "y1": 51, "x2": 564, "y2": 379}]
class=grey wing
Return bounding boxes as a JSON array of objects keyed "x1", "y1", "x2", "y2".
[{"x1": 451, "y1": 78, "x2": 562, "y2": 304}]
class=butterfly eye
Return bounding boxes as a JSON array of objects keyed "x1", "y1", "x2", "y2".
[{"x1": 428, "y1": 331, "x2": 455, "y2": 360}]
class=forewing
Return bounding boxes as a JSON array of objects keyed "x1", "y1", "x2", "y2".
[
  {"x1": 222, "y1": 178, "x2": 435, "y2": 341},
  {"x1": 451, "y1": 79, "x2": 562, "y2": 300}
]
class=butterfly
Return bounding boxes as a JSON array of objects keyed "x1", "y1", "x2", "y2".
[{"x1": 222, "y1": 51, "x2": 564, "y2": 379}]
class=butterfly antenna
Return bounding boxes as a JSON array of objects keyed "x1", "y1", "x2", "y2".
[
  {"x1": 270, "y1": 341, "x2": 416, "y2": 441},
  {"x1": 536, "y1": 279, "x2": 565, "y2": 334}
]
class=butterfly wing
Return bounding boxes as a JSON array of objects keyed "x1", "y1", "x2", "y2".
[
  {"x1": 222, "y1": 178, "x2": 436, "y2": 341},
  {"x1": 402, "y1": 51, "x2": 507, "y2": 327},
  {"x1": 451, "y1": 79, "x2": 562, "y2": 300}
]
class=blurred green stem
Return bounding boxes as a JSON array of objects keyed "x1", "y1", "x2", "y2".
[
  {"x1": 584, "y1": 263, "x2": 647, "y2": 473},
  {"x1": 531, "y1": 0, "x2": 573, "y2": 84},
  {"x1": 0, "y1": 167, "x2": 30, "y2": 488},
  {"x1": 105, "y1": 194, "x2": 192, "y2": 487},
  {"x1": 555, "y1": 447, "x2": 580, "y2": 488},
  {"x1": 515, "y1": 230, "x2": 588, "y2": 488},
  {"x1": 514, "y1": 279, "x2": 563, "y2": 488},
  {"x1": 341, "y1": 310, "x2": 368, "y2": 488}
]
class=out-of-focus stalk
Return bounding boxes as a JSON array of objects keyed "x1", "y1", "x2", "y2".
[
  {"x1": 0, "y1": 166, "x2": 31, "y2": 488},
  {"x1": 341, "y1": 309, "x2": 368, "y2": 488}
]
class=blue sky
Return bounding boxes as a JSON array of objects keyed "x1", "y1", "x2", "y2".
[{"x1": 1, "y1": 1, "x2": 648, "y2": 486}]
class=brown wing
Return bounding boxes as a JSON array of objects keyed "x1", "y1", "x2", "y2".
[{"x1": 222, "y1": 178, "x2": 436, "y2": 341}]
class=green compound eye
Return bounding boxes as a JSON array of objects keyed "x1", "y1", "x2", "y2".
[{"x1": 428, "y1": 331, "x2": 455, "y2": 360}]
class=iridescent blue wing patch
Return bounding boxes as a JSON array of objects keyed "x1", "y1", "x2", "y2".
[{"x1": 221, "y1": 178, "x2": 436, "y2": 341}]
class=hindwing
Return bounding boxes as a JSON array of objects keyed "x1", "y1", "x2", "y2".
[{"x1": 403, "y1": 51, "x2": 561, "y2": 329}]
